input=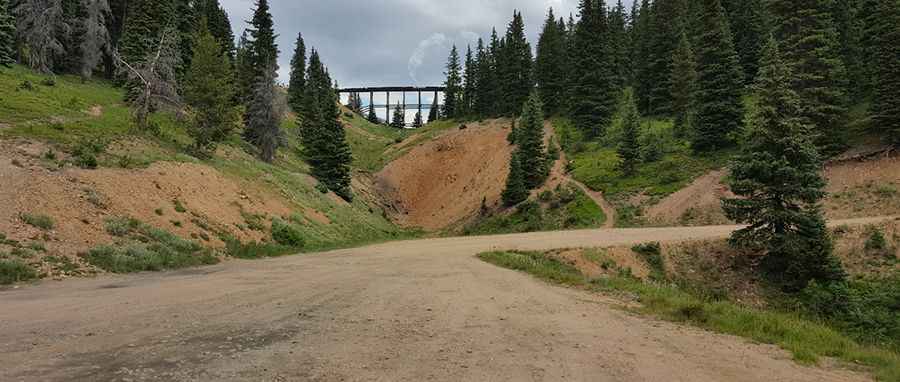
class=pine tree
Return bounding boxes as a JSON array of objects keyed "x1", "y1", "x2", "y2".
[
  {"x1": 195, "y1": 0, "x2": 235, "y2": 59},
  {"x1": 239, "y1": 0, "x2": 279, "y2": 103},
  {"x1": 536, "y1": 7, "x2": 567, "y2": 115},
  {"x1": 633, "y1": 0, "x2": 654, "y2": 112},
  {"x1": 693, "y1": 0, "x2": 744, "y2": 151},
  {"x1": 428, "y1": 96, "x2": 440, "y2": 122},
  {"x1": 0, "y1": 0, "x2": 13, "y2": 67},
  {"x1": 570, "y1": 0, "x2": 618, "y2": 138},
  {"x1": 442, "y1": 45, "x2": 462, "y2": 119},
  {"x1": 723, "y1": 37, "x2": 845, "y2": 290},
  {"x1": 287, "y1": 32, "x2": 306, "y2": 113},
  {"x1": 618, "y1": 92, "x2": 641, "y2": 175},
  {"x1": 724, "y1": 0, "x2": 768, "y2": 83},
  {"x1": 502, "y1": 150, "x2": 528, "y2": 206},
  {"x1": 244, "y1": 62, "x2": 281, "y2": 162},
  {"x1": 670, "y1": 30, "x2": 697, "y2": 138},
  {"x1": 499, "y1": 10, "x2": 534, "y2": 116},
  {"x1": 642, "y1": 0, "x2": 686, "y2": 116},
  {"x1": 831, "y1": 0, "x2": 864, "y2": 97},
  {"x1": 868, "y1": 0, "x2": 900, "y2": 144},
  {"x1": 772, "y1": 0, "x2": 849, "y2": 155},
  {"x1": 391, "y1": 103, "x2": 404, "y2": 129},
  {"x1": 516, "y1": 91, "x2": 547, "y2": 189},
  {"x1": 474, "y1": 32, "x2": 498, "y2": 117},
  {"x1": 412, "y1": 111, "x2": 423, "y2": 128},
  {"x1": 77, "y1": 0, "x2": 111, "y2": 79},
  {"x1": 173, "y1": 0, "x2": 195, "y2": 79},
  {"x1": 13, "y1": 0, "x2": 69, "y2": 73},
  {"x1": 462, "y1": 44, "x2": 477, "y2": 115},
  {"x1": 608, "y1": 0, "x2": 630, "y2": 89},
  {"x1": 367, "y1": 102, "x2": 379, "y2": 124},
  {"x1": 117, "y1": 0, "x2": 175, "y2": 76},
  {"x1": 184, "y1": 20, "x2": 239, "y2": 157},
  {"x1": 301, "y1": 48, "x2": 352, "y2": 200}
]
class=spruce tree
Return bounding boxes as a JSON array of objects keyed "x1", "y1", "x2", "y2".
[
  {"x1": 502, "y1": 150, "x2": 528, "y2": 206},
  {"x1": 499, "y1": 11, "x2": 533, "y2": 116},
  {"x1": 0, "y1": 0, "x2": 13, "y2": 67},
  {"x1": 517, "y1": 91, "x2": 547, "y2": 189},
  {"x1": 76, "y1": 0, "x2": 111, "y2": 79},
  {"x1": 723, "y1": 37, "x2": 845, "y2": 290},
  {"x1": 869, "y1": 0, "x2": 900, "y2": 144},
  {"x1": 633, "y1": 0, "x2": 654, "y2": 112},
  {"x1": 570, "y1": 0, "x2": 618, "y2": 138},
  {"x1": 117, "y1": 0, "x2": 175, "y2": 76},
  {"x1": 302, "y1": 49, "x2": 353, "y2": 201},
  {"x1": 608, "y1": 0, "x2": 630, "y2": 89},
  {"x1": 831, "y1": 0, "x2": 864, "y2": 97},
  {"x1": 670, "y1": 30, "x2": 697, "y2": 138},
  {"x1": 412, "y1": 111, "x2": 423, "y2": 128},
  {"x1": 618, "y1": 92, "x2": 641, "y2": 175},
  {"x1": 442, "y1": 45, "x2": 462, "y2": 119},
  {"x1": 536, "y1": 7, "x2": 567, "y2": 116},
  {"x1": 474, "y1": 32, "x2": 498, "y2": 117},
  {"x1": 173, "y1": 0, "x2": 195, "y2": 79},
  {"x1": 724, "y1": 0, "x2": 768, "y2": 83},
  {"x1": 13, "y1": 0, "x2": 70, "y2": 73},
  {"x1": 428, "y1": 96, "x2": 440, "y2": 122},
  {"x1": 390, "y1": 103, "x2": 404, "y2": 129},
  {"x1": 196, "y1": 0, "x2": 235, "y2": 59},
  {"x1": 240, "y1": 0, "x2": 279, "y2": 102},
  {"x1": 693, "y1": 0, "x2": 744, "y2": 151},
  {"x1": 462, "y1": 44, "x2": 477, "y2": 115},
  {"x1": 184, "y1": 20, "x2": 239, "y2": 157},
  {"x1": 288, "y1": 32, "x2": 306, "y2": 113},
  {"x1": 642, "y1": 0, "x2": 686, "y2": 116},
  {"x1": 772, "y1": 0, "x2": 849, "y2": 155},
  {"x1": 244, "y1": 62, "x2": 281, "y2": 162},
  {"x1": 367, "y1": 103, "x2": 379, "y2": 124}
]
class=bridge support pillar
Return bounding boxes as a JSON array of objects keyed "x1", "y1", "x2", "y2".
[
  {"x1": 418, "y1": 91, "x2": 422, "y2": 123},
  {"x1": 386, "y1": 92, "x2": 390, "y2": 125},
  {"x1": 402, "y1": 92, "x2": 406, "y2": 127},
  {"x1": 369, "y1": 91, "x2": 374, "y2": 116}
]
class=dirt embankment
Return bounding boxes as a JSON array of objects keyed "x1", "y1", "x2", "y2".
[
  {"x1": 0, "y1": 139, "x2": 309, "y2": 278},
  {"x1": 645, "y1": 154, "x2": 900, "y2": 226},
  {"x1": 376, "y1": 120, "x2": 514, "y2": 231}
]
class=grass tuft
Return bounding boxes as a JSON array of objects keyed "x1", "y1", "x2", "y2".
[
  {"x1": 0, "y1": 260, "x2": 39, "y2": 285},
  {"x1": 21, "y1": 213, "x2": 54, "y2": 230}
]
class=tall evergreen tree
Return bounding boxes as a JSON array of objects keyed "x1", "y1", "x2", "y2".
[
  {"x1": 670, "y1": 30, "x2": 697, "y2": 138},
  {"x1": 74, "y1": 0, "x2": 111, "y2": 79},
  {"x1": 618, "y1": 92, "x2": 641, "y2": 175},
  {"x1": 535, "y1": 7, "x2": 568, "y2": 116},
  {"x1": 117, "y1": 0, "x2": 174, "y2": 76},
  {"x1": 517, "y1": 91, "x2": 547, "y2": 189},
  {"x1": 474, "y1": 32, "x2": 499, "y2": 117},
  {"x1": 608, "y1": 0, "x2": 630, "y2": 89},
  {"x1": 723, "y1": 37, "x2": 845, "y2": 290},
  {"x1": 723, "y1": 0, "x2": 768, "y2": 83},
  {"x1": 390, "y1": 103, "x2": 404, "y2": 129},
  {"x1": 412, "y1": 111, "x2": 423, "y2": 128},
  {"x1": 13, "y1": 0, "x2": 69, "y2": 73},
  {"x1": 287, "y1": 32, "x2": 306, "y2": 113},
  {"x1": 196, "y1": 0, "x2": 235, "y2": 59},
  {"x1": 502, "y1": 150, "x2": 528, "y2": 206},
  {"x1": 428, "y1": 96, "x2": 440, "y2": 122},
  {"x1": 184, "y1": 20, "x2": 239, "y2": 156},
  {"x1": 244, "y1": 62, "x2": 281, "y2": 162},
  {"x1": 239, "y1": 0, "x2": 279, "y2": 102},
  {"x1": 570, "y1": 0, "x2": 618, "y2": 138},
  {"x1": 173, "y1": 0, "x2": 195, "y2": 79},
  {"x1": 461, "y1": 44, "x2": 477, "y2": 115},
  {"x1": 499, "y1": 10, "x2": 534, "y2": 116},
  {"x1": 868, "y1": 0, "x2": 900, "y2": 144},
  {"x1": 831, "y1": 0, "x2": 864, "y2": 97},
  {"x1": 442, "y1": 45, "x2": 462, "y2": 119},
  {"x1": 301, "y1": 49, "x2": 353, "y2": 200},
  {"x1": 772, "y1": 0, "x2": 849, "y2": 155},
  {"x1": 633, "y1": 0, "x2": 654, "y2": 112},
  {"x1": 642, "y1": 0, "x2": 686, "y2": 116},
  {"x1": 693, "y1": 0, "x2": 744, "y2": 151},
  {"x1": 367, "y1": 102, "x2": 379, "y2": 124},
  {"x1": 0, "y1": 0, "x2": 13, "y2": 67}
]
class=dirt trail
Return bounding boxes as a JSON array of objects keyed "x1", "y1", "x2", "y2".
[
  {"x1": 560, "y1": 158, "x2": 617, "y2": 228},
  {"x1": 1, "y1": 217, "x2": 889, "y2": 382}
]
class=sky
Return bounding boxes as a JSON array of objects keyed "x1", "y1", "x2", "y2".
[{"x1": 219, "y1": 0, "x2": 633, "y2": 121}]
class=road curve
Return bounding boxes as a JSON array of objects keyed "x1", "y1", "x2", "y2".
[{"x1": 1, "y1": 217, "x2": 891, "y2": 381}]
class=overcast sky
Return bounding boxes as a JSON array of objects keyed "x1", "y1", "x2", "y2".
[{"x1": 219, "y1": 0, "x2": 631, "y2": 120}]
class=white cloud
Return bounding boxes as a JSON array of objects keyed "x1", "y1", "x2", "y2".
[{"x1": 408, "y1": 33, "x2": 449, "y2": 84}]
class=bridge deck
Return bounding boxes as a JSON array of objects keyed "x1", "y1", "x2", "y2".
[{"x1": 338, "y1": 86, "x2": 446, "y2": 93}]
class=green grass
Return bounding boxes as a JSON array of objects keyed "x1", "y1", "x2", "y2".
[
  {"x1": 478, "y1": 250, "x2": 900, "y2": 381},
  {"x1": 0, "y1": 259, "x2": 39, "y2": 285},
  {"x1": 20, "y1": 213, "x2": 55, "y2": 230},
  {"x1": 464, "y1": 185, "x2": 606, "y2": 235},
  {"x1": 86, "y1": 216, "x2": 218, "y2": 273}
]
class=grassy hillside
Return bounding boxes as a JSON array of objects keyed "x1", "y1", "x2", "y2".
[{"x1": 0, "y1": 65, "x2": 414, "y2": 281}]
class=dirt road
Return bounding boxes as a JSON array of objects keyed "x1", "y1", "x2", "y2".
[{"x1": 1, "y1": 218, "x2": 889, "y2": 382}]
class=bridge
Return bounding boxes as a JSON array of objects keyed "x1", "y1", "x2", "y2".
[{"x1": 338, "y1": 86, "x2": 446, "y2": 125}]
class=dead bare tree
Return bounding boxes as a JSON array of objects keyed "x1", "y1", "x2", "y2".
[
  {"x1": 78, "y1": 0, "x2": 111, "y2": 80},
  {"x1": 114, "y1": 26, "x2": 181, "y2": 131},
  {"x1": 13, "y1": 0, "x2": 68, "y2": 73}
]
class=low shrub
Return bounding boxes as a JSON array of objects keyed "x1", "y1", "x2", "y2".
[
  {"x1": 271, "y1": 218, "x2": 304, "y2": 247},
  {"x1": 0, "y1": 260, "x2": 38, "y2": 285},
  {"x1": 632, "y1": 242, "x2": 665, "y2": 279},
  {"x1": 21, "y1": 213, "x2": 54, "y2": 230}
]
